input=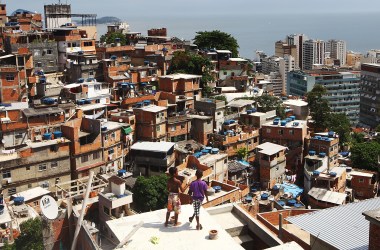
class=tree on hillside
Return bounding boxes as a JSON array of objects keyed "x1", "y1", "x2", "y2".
[
  {"x1": 132, "y1": 174, "x2": 169, "y2": 212},
  {"x1": 327, "y1": 113, "x2": 351, "y2": 146},
  {"x1": 100, "y1": 32, "x2": 128, "y2": 46},
  {"x1": 7, "y1": 218, "x2": 44, "y2": 250},
  {"x1": 254, "y1": 95, "x2": 285, "y2": 119},
  {"x1": 194, "y1": 30, "x2": 240, "y2": 57},
  {"x1": 236, "y1": 147, "x2": 249, "y2": 160},
  {"x1": 168, "y1": 51, "x2": 214, "y2": 96},
  {"x1": 306, "y1": 84, "x2": 331, "y2": 132},
  {"x1": 350, "y1": 142, "x2": 380, "y2": 171}
]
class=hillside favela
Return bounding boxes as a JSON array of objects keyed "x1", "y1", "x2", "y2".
[{"x1": 0, "y1": 1, "x2": 379, "y2": 249}]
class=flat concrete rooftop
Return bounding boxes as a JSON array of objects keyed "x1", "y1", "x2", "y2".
[{"x1": 106, "y1": 204, "x2": 244, "y2": 249}]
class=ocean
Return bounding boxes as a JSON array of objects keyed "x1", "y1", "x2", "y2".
[{"x1": 96, "y1": 11, "x2": 380, "y2": 59}]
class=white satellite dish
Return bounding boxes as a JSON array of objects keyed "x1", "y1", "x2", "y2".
[{"x1": 40, "y1": 195, "x2": 59, "y2": 220}]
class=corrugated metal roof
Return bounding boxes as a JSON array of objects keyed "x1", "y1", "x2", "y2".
[
  {"x1": 308, "y1": 187, "x2": 346, "y2": 205},
  {"x1": 286, "y1": 197, "x2": 380, "y2": 250}
]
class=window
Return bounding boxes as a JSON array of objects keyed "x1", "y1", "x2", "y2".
[
  {"x1": 94, "y1": 84, "x2": 101, "y2": 90},
  {"x1": 84, "y1": 41, "x2": 93, "y2": 47},
  {"x1": 8, "y1": 188, "x2": 16, "y2": 196},
  {"x1": 51, "y1": 162, "x2": 58, "y2": 169},
  {"x1": 207, "y1": 120, "x2": 211, "y2": 124},
  {"x1": 46, "y1": 49, "x2": 53, "y2": 55},
  {"x1": 105, "y1": 134, "x2": 109, "y2": 141},
  {"x1": 28, "y1": 184, "x2": 32, "y2": 188},
  {"x1": 278, "y1": 130, "x2": 284, "y2": 135},
  {"x1": 15, "y1": 133, "x2": 23, "y2": 139},
  {"x1": 89, "y1": 70, "x2": 94, "y2": 76},
  {"x1": 171, "y1": 125, "x2": 176, "y2": 131},
  {"x1": 38, "y1": 164, "x2": 47, "y2": 171},
  {"x1": 6, "y1": 74, "x2": 14, "y2": 81},
  {"x1": 48, "y1": 61, "x2": 55, "y2": 67},
  {"x1": 36, "y1": 62, "x2": 42, "y2": 67},
  {"x1": 40, "y1": 182, "x2": 49, "y2": 189},
  {"x1": 111, "y1": 132, "x2": 116, "y2": 139},
  {"x1": 266, "y1": 128, "x2": 271, "y2": 133},
  {"x1": 33, "y1": 50, "x2": 40, "y2": 57},
  {"x1": 103, "y1": 206, "x2": 110, "y2": 215},
  {"x1": 223, "y1": 71, "x2": 227, "y2": 75},
  {"x1": 156, "y1": 113, "x2": 160, "y2": 118},
  {"x1": 26, "y1": 166, "x2": 30, "y2": 171},
  {"x1": 81, "y1": 155, "x2": 89, "y2": 163},
  {"x1": 358, "y1": 178, "x2": 364, "y2": 183},
  {"x1": 181, "y1": 124, "x2": 186, "y2": 129},
  {"x1": 93, "y1": 151, "x2": 100, "y2": 159},
  {"x1": 2, "y1": 170, "x2": 11, "y2": 179},
  {"x1": 55, "y1": 178, "x2": 60, "y2": 184},
  {"x1": 156, "y1": 125, "x2": 160, "y2": 132},
  {"x1": 289, "y1": 130, "x2": 294, "y2": 135}
]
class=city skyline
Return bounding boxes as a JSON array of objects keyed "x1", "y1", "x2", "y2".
[{"x1": 6, "y1": 0, "x2": 380, "y2": 57}]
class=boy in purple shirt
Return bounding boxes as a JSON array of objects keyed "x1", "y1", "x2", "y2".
[{"x1": 188, "y1": 169, "x2": 209, "y2": 230}]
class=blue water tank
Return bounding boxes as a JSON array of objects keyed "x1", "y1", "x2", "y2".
[
  {"x1": 261, "y1": 193, "x2": 269, "y2": 200},
  {"x1": 118, "y1": 169, "x2": 126, "y2": 177},
  {"x1": 211, "y1": 148, "x2": 219, "y2": 154},
  {"x1": 77, "y1": 78, "x2": 85, "y2": 83},
  {"x1": 85, "y1": 99, "x2": 92, "y2": 104},
  {"x1": 53, "y1": 131, "x2": 63, "y2": 139},
  {"x1": 250, "y1": 187, "x2": 257, "y2": 193},
  {"x1": 329, "y1": 172, "x2": 337, "y2": 177},
  {"x1": 213, "y1": 186, "x2": 222, "y2": 193},
  {"x1": 313, "y1": 170, "x2": 320, "y2": 176},
  {"x1": 110, "y1": 55, "x2": 117, "y2": 60},
  {"x1": 43, "y1": 133, "x2": 52, "y2": 140},
  {"x1": 286, "y1": 118, "x2": 292, "y2": 123},
  {"x1": 319, "y1": 152, "x2": 326, "y2": 158},
  {"x1": 280, "y1": 120, "x2": 287, "y2": 126},
  {"x1": 287, "y1": 199, "x2": 296, "y2": 206},
  {"x1": 245, "y1": 196, "x2": 253, "y2": 203},
  {"x1": 143, "y1": 100, "x2": 151, "y2": 106},
  {"x1": 251, "y1": 108, "x2": 257, "y2": 113},
  {"x1": 277, "y1": 201, "x2": 285, "y2": 207},
  {"x1": 273, "y1": 120, "x2": 279, "y2": 125},
  {"x1": 294, "y1": 203, "x2": 303, "y2": 208},
  {"x1": 14, "y1": 197, "x2": 24, "y2": 206},
  {"x1": 101, "y1": 126, "x2": 108, "y2": 132},
  {"x1": 201, "y1": 149, "x2": 209, "y2": 155},
  {"x1": 309, "y1": 150, "x2": 316, "y2": 156},
  {"x1": 247, "y1": 110, "x2": 253, "y2": 114},
  {"x1": 290, "y1": 116, "x2": 296, "y2": 121}
]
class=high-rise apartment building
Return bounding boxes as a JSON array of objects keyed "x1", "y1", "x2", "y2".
[
  {"x1": 361, "y1": 50, "x2": 380, "y2": 64},
  {"x1": 326, "y1": 40, "x2": 347, "y2": 66},
  {"x1": 286, "y1": 34, "x2": 308, "y2": 70},
  {"x1": 360, "y1": 64, "x2": 380, "y2": 128},
  {"x1": 302, "y1": 39, "x2": 326, "y2": 70},
  {"x1": 288, "y1": 70, "x2": 361, "y2": 124}
]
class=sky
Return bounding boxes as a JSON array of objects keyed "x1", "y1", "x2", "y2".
[
  {"x1": 7, "y1": 0, "x2": 380, "y2": 17},
  {"x1": 5, "y1": 0, "x2": 380, "y2": 58}
]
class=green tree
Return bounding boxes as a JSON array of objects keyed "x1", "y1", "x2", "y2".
[
  {"x1": 100, "y1": 32, "x2": 128, "y2": 46},
  {"x1": 236, "y1": 147, "x2": 248, "y2": 160},
  {"x1": 193, "y1": 30, "x2": 240, "y2": 57},
  {"x1": 132, "y1": 174, "x2": 169, "y2": 212},
  {"x1": 306, "y1": 84, "x2": 331, "y2": 132},
  {"x1": 168, "y1": 51, "x2": 214, "y2": 95},
  {"x1": 254, "y1": 95, "x2": 286, "y2": 119},
  {"x1": 11, "y1": 218, "x2": 43, "y2": 250},
  {"x1": 351, "y1": 132, "x2": 366, "y2": 144},
  {"x1": 350, "y1": 142, "x2": 380, "y2": 171},
  {"x1": 327, "y1": 113, "x2": 351, "y2": 146}
]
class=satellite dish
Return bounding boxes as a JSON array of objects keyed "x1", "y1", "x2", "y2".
[{"x1": 40, "y1": 195, "x2": 58, "y2": 220}]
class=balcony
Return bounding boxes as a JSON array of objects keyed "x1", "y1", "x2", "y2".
[
  {"x1": 260, "y1": 155, "x2": 286, "y2": 168},
  {"x1": 98, "y1": 190, "x2": 133, "y2": 209}
]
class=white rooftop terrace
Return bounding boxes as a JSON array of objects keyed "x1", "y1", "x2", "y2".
[{"x1": 105, "y1": 205, "x2": 244, "y2": 250}]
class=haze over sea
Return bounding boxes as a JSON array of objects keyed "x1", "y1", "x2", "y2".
[{"x1": 8, "y1": 0, "x2": 380, "y2": 58}]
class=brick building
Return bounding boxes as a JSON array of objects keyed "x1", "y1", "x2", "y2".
[
  {"x1": 256, "y1": 142, "x2": 287, "y2": 189},
  {"x1": 158, "y1": 73, "x2": 201, "y2": 111},
  {"x1": 133, "y1": 105, "x2": 167, "y2": 142},
  {"x1": 261, "y1": 118, "x2": 308, "y2": 172},
  {"x1": 61, "y1": 117, "x2": 104, "y2": 179}
]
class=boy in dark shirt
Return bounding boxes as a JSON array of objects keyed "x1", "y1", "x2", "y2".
[{"x1": 188, "y1": 169, "x2": 209, "y2": 230}]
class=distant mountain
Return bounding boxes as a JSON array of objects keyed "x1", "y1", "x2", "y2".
[{"x1": 97, "y1": 16, "x2": 122, "y2": 24}]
